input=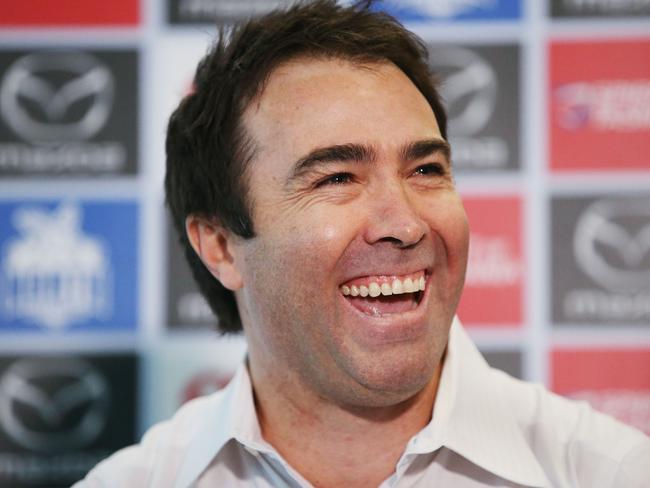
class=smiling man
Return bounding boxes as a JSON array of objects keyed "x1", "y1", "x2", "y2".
[
  {"x1": 76, "y1": 1, "x2": 649, "y2": 487},
  {"x1": 233, "y1": 57, "x2": 468, "y2": 412}
]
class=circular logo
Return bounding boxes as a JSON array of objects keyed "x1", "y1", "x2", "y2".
[
  {"x1": 574, "y1": 198, "x2": 650, "y2": 293},
  {"x1": 0, "y1": 51, "x2": 114, "y2": 144},
  {"x1": 0, "y1": 357, "x2": 110, "y2": 452},
  {"x1": 428, "y1": 45, "x2": 497, "y2": 136}
]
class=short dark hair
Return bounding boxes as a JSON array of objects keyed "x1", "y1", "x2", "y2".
[{"x1": 165, "y1": 0, "x2": 447, "y2": 334}]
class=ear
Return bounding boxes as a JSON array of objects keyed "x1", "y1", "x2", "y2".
[{"x1": 185, "y1": 215, "x2": 243, "y2": 291}]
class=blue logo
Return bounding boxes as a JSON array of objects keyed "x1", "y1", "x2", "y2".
[
  {"x1": 373, "y1": 0, "x2": 521, "y2": 22},
  {"x1": 0, "y1": 200, "x2": 138, "y2": 333}
]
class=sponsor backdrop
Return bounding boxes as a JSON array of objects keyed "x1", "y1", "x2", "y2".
[{"x1": 0, "y1": 0, "x2": 649, "y2": 484}]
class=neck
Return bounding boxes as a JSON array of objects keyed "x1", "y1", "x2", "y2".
[{"x1": 249, "y1": 358, "x2": 442, "y2": 488}]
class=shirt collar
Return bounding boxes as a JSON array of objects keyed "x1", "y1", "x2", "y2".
[
  {"x1": 411, "y1": 317, "x2": 549, "y2": 487},
  {"x1": 175, "y1": 317, "x2": 550, "y2": 487},
  {"x1": 174, "y1": 359, "x2": 266, "y2": 488}
]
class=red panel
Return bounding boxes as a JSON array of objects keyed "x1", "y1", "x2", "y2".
[
  {"x1": 181, "y1": 371, "x2": 232, "y2": 404},
  {"x1": 552, "y1": 349, "x2": 650, "y2": 434},
  {"x1": 552, "y1": 349, "x2": 650, "y2": 392},
  {"x1": 457, "y1": 195, "x2": 523, "y2": 327},
  {"x1": 549, "y1": 39, "x2": 650, "y2": 171},
  {"x1": 0, "y1": 0, "x2": 139, "y2": 26}
]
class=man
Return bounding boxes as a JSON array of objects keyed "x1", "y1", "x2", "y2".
[{"x1": 76, "y1": 1, "x2": 649, "y2": 487}]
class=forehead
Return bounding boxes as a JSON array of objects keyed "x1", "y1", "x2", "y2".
[{"x1": 242, "y1": 57, "x2": 441, "y2": 167}]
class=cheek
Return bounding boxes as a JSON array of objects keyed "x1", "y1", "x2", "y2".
[
  {"x1": 428, "y1": 196, "x2": 470, "y2": 265},
  {"x1": 239, "y1": 221, "x2": 349, "y2": 351},
  {"x1": 276, "y1": 209, "x2": 353, "y2": 267},
  {"x1": 446, "y1": 205, "x2": 470, "y2": 286},
  {"x1": 242, "y1": 222, "x2": 350, "y2": 302},
  {"x1": 449, "y1": 204, "x2": 470, "y2": 256}
]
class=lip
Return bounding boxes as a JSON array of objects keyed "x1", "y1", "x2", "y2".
[
  {"x1": 337, "y1": 269, "x2": 432, "y2": 345},
  {"x1": 338, "y1": 266, "x2": 433, "y2": 287}
]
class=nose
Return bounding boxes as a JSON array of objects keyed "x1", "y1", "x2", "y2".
[{"x1": 363, "y1": 183, "x2": 428, "y2": 248}]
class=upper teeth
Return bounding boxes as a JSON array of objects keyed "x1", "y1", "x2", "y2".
[{"x1": 341, "y1": 276, "x2": 425, "y2": 297}]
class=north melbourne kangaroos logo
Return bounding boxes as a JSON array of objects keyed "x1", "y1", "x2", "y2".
[
  {"x1": 382, "y1": 0, "x2": 499, "y2": 18},
  {"x1": 1, "y1": 203, "x2": 112, "y2": 330}
]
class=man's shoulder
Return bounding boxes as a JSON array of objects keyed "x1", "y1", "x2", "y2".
[
  {"x1": 490, "y1": 367, "x2": 645, "y2": 443},
  {"x1": 489, "y1": 368, "x2": 650, "y2": 487},
  {"x1": 73, "y1": 390, "x2": 228, "y2": 488}
]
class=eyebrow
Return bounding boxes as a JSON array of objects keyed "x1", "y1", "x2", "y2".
[
  {"x1": 400, "y1": 138, "x2": 451, "y2": 163},
  {"x1": 291, "y1": 143, "x2": 376, "y2": 178},
  {"x1": 289, "y1": 138, "x2": 451, "y2": 180}
]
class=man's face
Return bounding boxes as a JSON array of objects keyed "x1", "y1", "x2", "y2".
[{"x1": 232, "y1": 58, "x2": 469, "y2": 407}]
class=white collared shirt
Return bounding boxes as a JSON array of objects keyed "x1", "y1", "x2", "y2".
[{"x1": 74, "y1": 318, "x2": 650, "y2": 487}]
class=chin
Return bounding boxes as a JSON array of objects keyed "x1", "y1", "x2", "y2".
[{"x1": 337, "y1": 346, "x2": 441, "y2": 408}]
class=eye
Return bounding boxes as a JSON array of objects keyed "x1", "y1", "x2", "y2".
[
  {"x1": 315, "y1": 172, "x2": 354, "y2": 188},
  {"x1": 412, "y1": 163, "x2": 446, "y2": 177}
]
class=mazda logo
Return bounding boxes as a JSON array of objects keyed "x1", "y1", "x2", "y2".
[
  {"x1": 0, "y1": 357, "x2": 110, "y2": 452},
  {"x1": 0, "y1": 51, "x2": 114, "y2": 144},
  {"x1": 574, "y1": 198, "x2": 650, "y2": 293},
  {"x1": 428, "y1": 45, "x2": 497, "y2": 136}
]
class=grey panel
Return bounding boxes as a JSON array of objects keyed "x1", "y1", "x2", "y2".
[
  {"x1": 550, "y1": 0, "x2": 650, "y2": 18},
  {"x1": 551, "y1": 194, "x2": 650, "y2": 326},
  {"x1": 168, "y1": 0, "x2": 299, "y2": 24},
  {"x1": 482, "y1": 349, "x2": 523, "y2": 379},
  {"x1": 427, "y1": 43, "x2": 521, "y2": 172},
  {"x1": 0, "y1": 354, "x2": 137, "y2": 487},
  {"x1": 166, "y1": 214, "x2": 217, "y2": 330},
  {"x1": 0, "y1": 49, "x2": 138, "y2": 176}
]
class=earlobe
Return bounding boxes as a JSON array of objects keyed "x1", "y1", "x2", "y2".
[{"x1": 185, "y1": 216, "x2": 244, "y2": 291}]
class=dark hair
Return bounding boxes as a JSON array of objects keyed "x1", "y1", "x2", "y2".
[{"x1": 165, "y1": 0, "x2": 447, "y2": 334}]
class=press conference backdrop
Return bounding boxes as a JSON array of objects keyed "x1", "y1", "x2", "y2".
[{"x1": 0, "y1": 1, "x2": 649, "y2": 486}]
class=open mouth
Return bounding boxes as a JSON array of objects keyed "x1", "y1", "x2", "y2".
[{"x1": 340, "y1": 271, "x2": 426, "y2": 317}]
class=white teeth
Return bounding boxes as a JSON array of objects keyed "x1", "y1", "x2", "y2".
[
  {"x1": 341, "y1": 274, "x2": 426, "y2": 297},
  {"x1": 380, "y1": 283, "x2": 392, "y2": 296},
  {"x1": 391, "y1": 279, "x2": 403, "y2": 294},
  {"x1": 368, "y1": 282, "x2": 381, "y2": 298},
  {"x1": 403, "y1": 278, "x2": 415, "y2": 293}
]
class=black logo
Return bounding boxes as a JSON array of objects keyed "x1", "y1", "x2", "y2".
[
  {"x1": 430, "y1": 45, "x2": 497, "y2": 137},
  {"x1": 0, "y1": 358, "x2": 110, "y2": 452},
  {"x1": 0, "y1": 52, "x2": 114, "y2": 144},
  {"x1": 575, "y1": 198, "x2": 650, "y2": 293},
  {"x1": 427, "y1": 43, "x2": 520, "y2": 171},
  {"x1": 0, "y1": 49, "x2": 138, "y2": 176}
]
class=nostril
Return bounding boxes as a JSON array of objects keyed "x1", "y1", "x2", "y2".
[
  {"x1": 363, "y1": 191, "x2": 428, "y2": 246},
  {"x1": 378, "y1": 234, "x2": 423, "y2": 249},
  {"x1": 379, "y1": 236, "x2": 403, "y2": 245}
]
